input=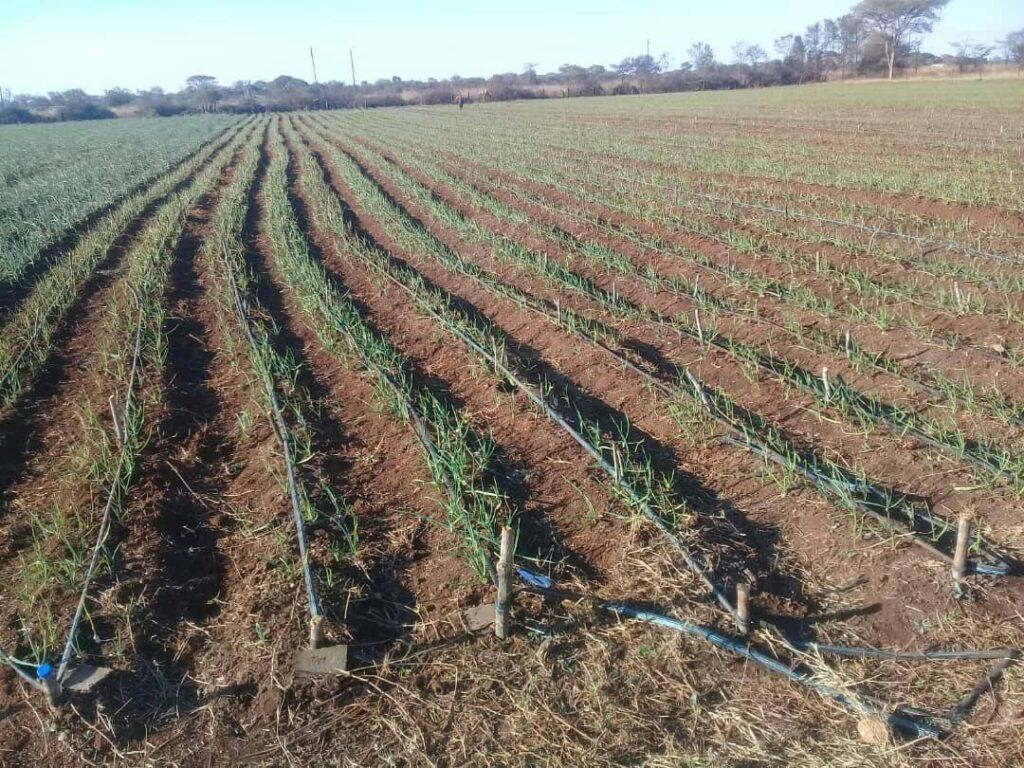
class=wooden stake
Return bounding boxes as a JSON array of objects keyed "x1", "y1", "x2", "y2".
[
  {"x1": 109, "y1": 395, "x2": 125, "y2": 445},
  {"x1": 309, "y1": 615, "x2": 326, "y2": 649},
  {"x1": 495, "y1": 527, "x2": 515, "y2": 640},
  {"x1": 40, "y1": 671, "x2": 61, "y2": 708},
  {"x1": 694, "y1": 309, "x2": 704, "y2": 345},
  {"x1": 821, "y1": 366, "x2": 831, "y2": 402},
  {"x1": 952, "y1": 515, "x2": 971, "y2": 585},
  {"x1": 736, "y1": 582, "x2": 750, "y2": 636},
  {"x1": 844, "y1": 330, "x2": 852, "y2": 358}
]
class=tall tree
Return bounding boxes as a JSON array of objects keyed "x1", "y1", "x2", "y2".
[
  {"x1": 184, "y1": 74, "x2": 220, "y2": 112},
  {"x1": 1000, "y1": 29, "x2": 1024, "y2": 70},
  {"x1": 953, "y1": 40, "x2": 994, "y2": 73},
  {"x1": 732, "y1": 42, "x2": 767, "y2": 68},
  {"x1": 688, "y1": 42, "x2": 716, "y2": 71},
  {"x1": 837, "y1": 14, "x2": 866, "y2": 77},
  {"x1": 853, "y1": 0, "x2": 950, "y2": 80}
]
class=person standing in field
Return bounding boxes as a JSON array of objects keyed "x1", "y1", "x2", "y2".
[{"x1": 456, "y1": 93, "x2": 465, "y2": 109}]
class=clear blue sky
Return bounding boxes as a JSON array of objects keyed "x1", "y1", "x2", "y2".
[{"x1": 2, "y1": 0, "x2": 1021, "y2": 94}]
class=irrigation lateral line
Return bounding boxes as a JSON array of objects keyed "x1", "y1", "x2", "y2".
[
  {"x1": 787, "y1": 642, "x2": 1016, "y2": 662},
  {"x1": 515, "y1": 574, "x2": 942, "y2": 740},
  {"x1": 351, "y1": 241, "x2": 737, "y2": 620},
  {"x1": 696, "y1": 381, "x2": 1011, "y2": 578},
  {"x1": 0, "y1": 123, "x2": 250, "y2": 406},
  {"x1": 430, "y1": 129, "x2": 1020, "y2": 266},
  {"x1": 328, "y1": 141, "x2": 1013, "y2": 580},
  {"x1": 220, "y1": 241, "x2": 321, "y2": 620},
  {"x1": 605, "y1": 163, "x2": 1024, "y2": 267},
  {"x1": 349, "y1": 139, "x2": 1023, "y2": 499},
  {"x1": 602, "y1": 603, "x2": 942, "y2": 739},
  {"x1": 0, "y1": 642, "x2": 46, "y2": 692},
  {"x1": 57, "y1": 292, "x2": 145, "y2": 680}
]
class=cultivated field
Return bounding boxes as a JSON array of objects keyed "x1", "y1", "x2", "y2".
[{"x1": 1, "y1": 79, "x2": 1023, "y2": 766}]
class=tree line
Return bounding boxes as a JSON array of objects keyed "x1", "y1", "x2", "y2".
[{"x1": 3, "y1": 0, "x2": 1022, "y2": 124}]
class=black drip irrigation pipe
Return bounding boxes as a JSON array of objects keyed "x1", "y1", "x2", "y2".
[
  {"x1": 687, "y1": 376, "x2": 1013, "y2": 578},
  {"x1": 333, "y1": 137, "x2": 1017, "y2": 578},
  {"x1": 56, "y1": 293, "x2": 145, "y2": 681},
  {"x1": 602, "y1": 603, "x2": 942, "y2": 740},
  {"x1": 788, "y1": 642, "x2": 1017, "y2": 662},
  {"x1": 0, "y1": 642, "x2": 47, "y2": 694},
  {"x1": 719, "y1": 431, "x2": 1012, "y2": 578},
  {"x1": 515, "y1": 568, "x2": 1017, "y2": 741},
  {"x1": 0, "y1": 122, "x2": 252, "y2": 405},
  {"x1": 221, "y1": 246, "x2": 321, "y2": 621},
  {"x1": 318, "y1": 141, "x2": 1012, "y2": 582},
  {"x1": 350, "y1": 244, "x2": 737, "y2": 622},
  {"x1": 368, "y1": 356, "x2": 500, "y2": 585}
]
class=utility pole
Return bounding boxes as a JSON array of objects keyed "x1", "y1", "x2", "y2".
[
  {"x1": 310, "y1": 46, "x2": 318, "y2": 84},
  {"x1": 350, "y1": 49, "x2": 356, "y2": 87},
  {"x1": 646, "y1": 39, "x2": 650, "y2": 58}
]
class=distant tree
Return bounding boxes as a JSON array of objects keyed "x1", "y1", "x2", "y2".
[
  {"x1": 953, "y1": 40, "x2": 995, "y2": 73},
  {"x1": 837, "y1": 14, "x2": 866, "y2": 76},
  {"x1": 731, "y1": 43, "x2": 767, "y2": 86},
  {"x1": 266, "y1": 75, "x2": 312, "y2": 110},
  {"x1": 103, "y1": 87, "x2": 134, "y2": 107},
  {"x1": 787, "y1": 35, "x2": 807, "y2": 68},
  {"x1": 688, "y1": 41, "x2": 716, "y2": 71},
  {"x1": 185, "y1": 74, "x2": 220, "y2": 111},
  {"x1": 774, "y1": 35, "x2": 795, "y2": 59},
  {"x1": 185, "y1": 75, "x2": 217, "y2": 91},
  {"x1": 636, "y1": 54, "x2": 666, "y2": 76},
  {"x1": 559, "y1": 64, "x2": 587, "y2": 80},
  {"x1": 732, "y1": 42, "x2": 767, "y2": 67},
  {"x1": 45, "y1": 89, "x2": 113, "y2": 120},
  {"x1": 558, "y1": 64, "x2": 602, "y2": 96},
  {"x1": 821, "y1": 18, "x2": 841, "y2": 67},
  {"x1": 232, "y1": 80, "x2": 257, "y2": 110},
  {"x1": 1000, "y1": 29, "x2": 1024, "y2": 71},
  {"x1": 853, "y1": 0, "x2": 950, "y2": 80},
  {"x1": 136, "y1": 86, "x2": 181, "y2": 116},
  {"x1": 612, "y1": 57, "x2": 634, "y2": 77},
  {"x1": 804, "y1": 22, "x2": 824, "y2": 78}
]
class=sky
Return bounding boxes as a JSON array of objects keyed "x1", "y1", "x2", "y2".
[{"x1": 2, "y1": 0, "x2": 1021, "y2": 95}]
